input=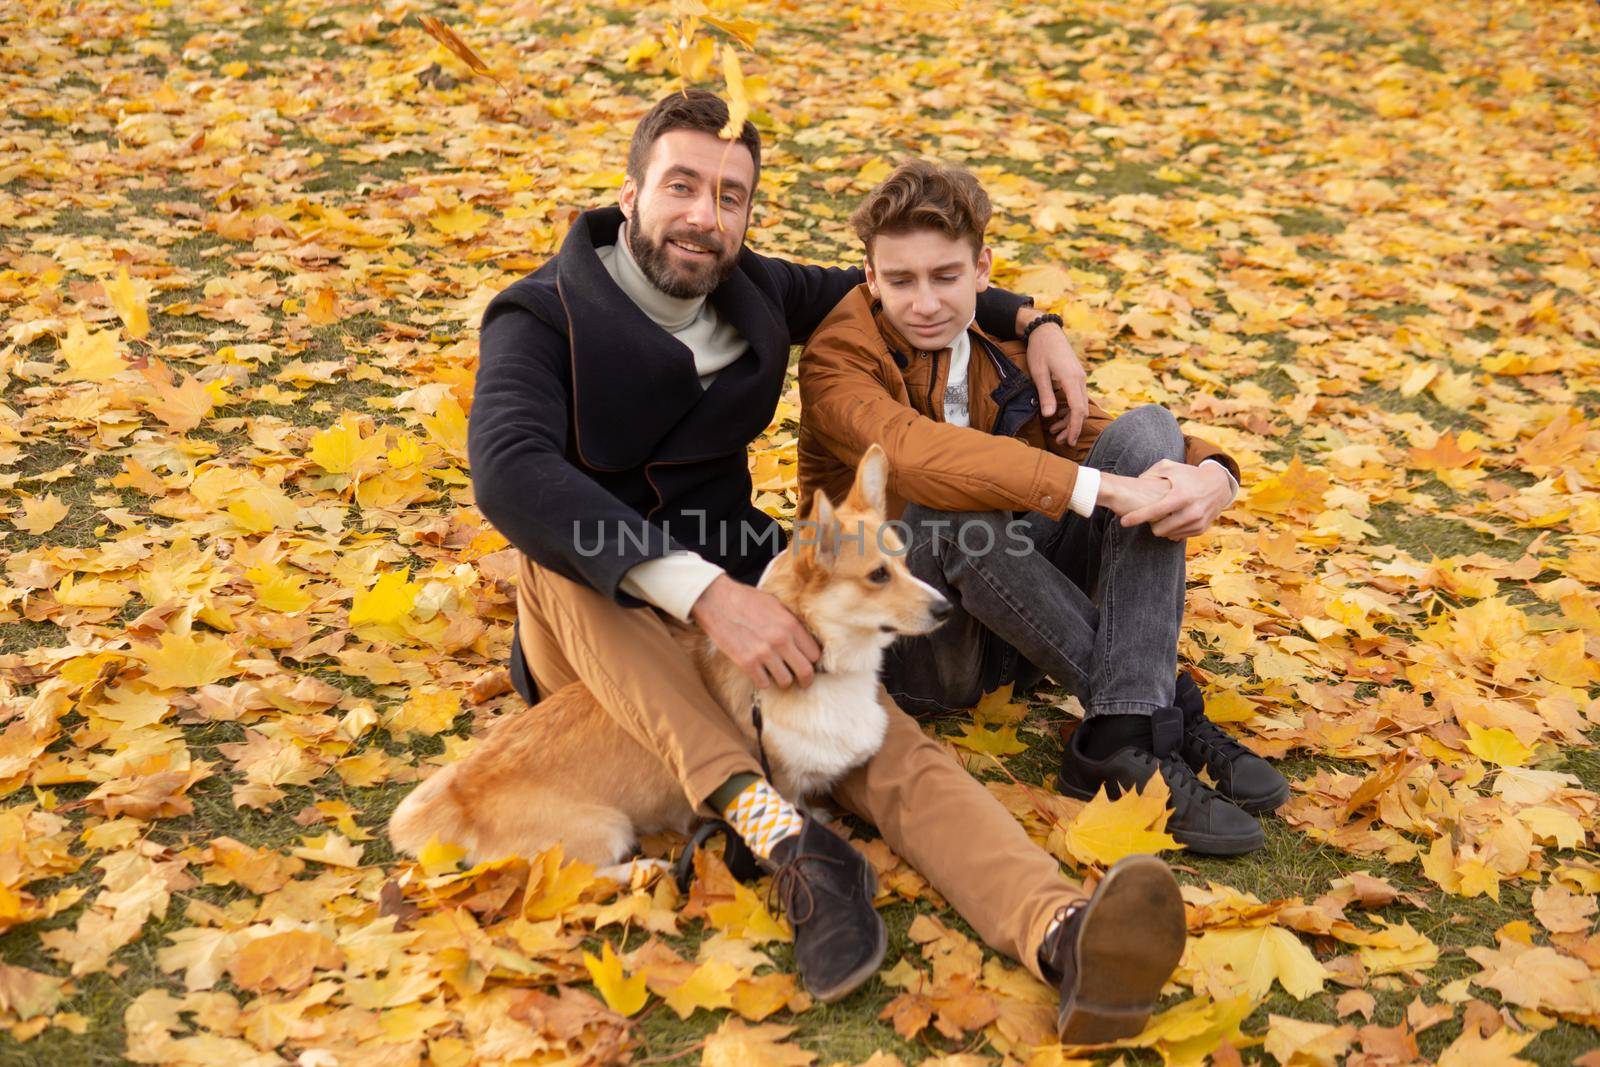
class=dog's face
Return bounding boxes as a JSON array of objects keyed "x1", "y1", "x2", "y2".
[{"x1": 782, "y1": 445, "x2": 951, "y2": 668}]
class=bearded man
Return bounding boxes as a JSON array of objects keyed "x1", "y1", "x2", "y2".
[{"x1": 467, "y1": 92, "x2": 1185, "y2": 1035}]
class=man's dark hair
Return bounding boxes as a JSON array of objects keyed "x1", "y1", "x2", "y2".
[{"x1": 626, "y1": 89, "x2": 762, "y2": 195}]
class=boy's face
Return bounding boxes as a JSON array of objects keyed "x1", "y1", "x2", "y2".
[{"x1": 864, "y1": 229, "x2": 992, "y2": 352}]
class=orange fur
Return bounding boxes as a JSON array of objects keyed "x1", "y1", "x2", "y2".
[{"x1": 387, "y1": 445, "x2": 946, "y2": 866}]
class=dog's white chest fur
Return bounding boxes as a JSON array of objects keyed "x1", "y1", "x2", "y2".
[{"x1": 759, "y1": 671, "x2": 889, "y2": 799}]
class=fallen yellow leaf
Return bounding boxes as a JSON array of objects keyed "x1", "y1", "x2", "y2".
[
  {"x1": 582, "y1": 942, "x2": 648, "y2": 1017},
  {"x1": 14, "y1": 495, "x2": 70, "y2": 535},
  {"x1": 1055, "y1": 775, "x2": 1179, "y2": 867}
]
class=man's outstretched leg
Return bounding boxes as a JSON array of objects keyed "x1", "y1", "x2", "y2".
[
  {"x1": 834, "y1": 698, "x2": 1186, "y2": 1040},
  {"x1": 517, "y1": 558, "x2": 885, "y2": 1001}
]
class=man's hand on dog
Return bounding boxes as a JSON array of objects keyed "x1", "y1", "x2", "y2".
[
  {"x1": 1114, "y1": 459, "x2": 1234, "y2": 540},
  {"x1": 691, "y1": 575, "x2": 821, "y2": 689}
]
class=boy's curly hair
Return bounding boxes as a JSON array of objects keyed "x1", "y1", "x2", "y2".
[{"x1": 849, "y1": 159, "x2": 991, "y2": 259}]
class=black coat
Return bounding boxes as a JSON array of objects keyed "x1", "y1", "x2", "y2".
[{"x1": 469, "y1": 205, "x2": 1031, "y2": 605}]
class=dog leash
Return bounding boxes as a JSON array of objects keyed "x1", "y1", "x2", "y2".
[{"x1": 750, "y1": 692, "x2": 775, "y2": 782}]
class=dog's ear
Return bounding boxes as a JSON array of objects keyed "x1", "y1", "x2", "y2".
[
  {"x1": 795, "y1": 491, "x2": 840, "y2": 573},
  {"x1": 846, "y1": 444, "x2": 889, "y2": 516}
]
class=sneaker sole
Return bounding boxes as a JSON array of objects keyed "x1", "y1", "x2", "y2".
[
  {"x1": 805, "y1": 864, "x2": 887, "y2": 1004},
  {"x1": 1236, "y1": 780, "x2": 1291, "y2": 815},
  {"x1": 1056, "y1": 773, "x2": 1265, "y2": 856},
  {"x1": 1056, "y1": 855, "x2": 1186, "y2": 1045}
]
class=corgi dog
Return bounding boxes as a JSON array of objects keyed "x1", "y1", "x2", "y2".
[{"x1": 388, "y1": 445, "x2": 950, "y2": 869}]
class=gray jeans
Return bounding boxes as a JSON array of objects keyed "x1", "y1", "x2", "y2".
[{"x1": 883, "y1": 404, "x2": 1187, "y2": 720}]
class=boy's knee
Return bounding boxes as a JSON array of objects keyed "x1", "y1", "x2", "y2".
[{"x1": 1102, "y1": 404, "x2": 1184, "y2": 473}]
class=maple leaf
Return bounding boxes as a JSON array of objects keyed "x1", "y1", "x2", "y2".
[
  {"x1": 1466, "y1": 938, "x2": 1600, "y2": 1019},
  {"x1": 660, "y1": 959, "x2": 739, "y2": 1019},
  {"x1": 1463, "y1": 723, "x2": 1532, "y2": 768},
  {"x1": 0, "y1": 964, "x2": 65, "y2": 1020},
  {"x1": 304, "y1": 286, "x2": 338, "y2": 325},
  {"x1": 289, "y1": 832, "x2": 364, "y2": 868},
  {"x1": 1246, "y1": 456, "x2": 1331, "y2": 517},
  {"x1": 1407, "y1": 431, "x2": 1481, "y2": 472},
  {"x1": 141, "y1": 371, "x2": 218, "y2": 433},
  {"x1": 972, "y1": 682, "x2": 1028, "y2": 727},
  {"x1": 719, "y1": 44, "x2": 749, "y2": 139},
  {"x1": 582, "y1": 942, "x2": 648, "y2": 1017},
  {"x1": 729, "y1": 971, "x2": 809, "y2": 1022},
  {"x1": 1263, "y1": 1014, "x2": 1355, "y2": 1067},
  {"x1": 950, "y1": 721, "x2": 1028, "y2": 757},
  {"x1": 420, "y1": 395, "x2": 468, "y2": 461},
  {"x1": 349, "y1": 569, "x2": 420, "y2": 634},
  {"x1": 1532, "y1": 884, "x2": 1598, "y2": 935},
  {"x1": 705, "y1": 878, "x2": 789, "y2": 943},
  {"x1": 523, "y1": 846, "x2": 597, "y2": 921},
  {"x1": 14, "y1": 494, "x2": 70, "y2": 535},
  {"x1": 85, "y1": 765, "x2": 211, "y2": 820},
  {"x1": 56, "y1": 318, "x2": 126, "y2": 382},
  {"x1": 1054, "y1": 777, "x2": 1179, "y2": 867},
  {"x1": 156, "y1": 927, "x2": 240, "y2": 991},
  {"x1": 1106, "y1": 994, "x2": 1259, "y2": 1065},
  {"x1": 385, "y1": 689, "x2": 462, "y2": 739},
  {"x1": 103, "y1": 265, "x2": 150, "y2": 340},
  {"x1": 429, "y1": 203, "x2": 491, "y2": 239},
  {"x1": 227, "y1": 929, "x2": 343, "y2": 993},
  {"x1": 245, "y1": 561, "x2": 314, "y2": 614},
  {"x1": 201, "y1": 836, "x2": 304, "y2": 894},
  {"x1": 701, "y1": 1018, "x2": 815, "y2": 1067},
  {"x1": 134, "y1": 631, "x2": 239, "y2": 690},
  {"x1": 418, "y1": 14, "x2": 493, "y2": 75},
  {"x1": 417, "y1": 836, "x2": 466, "y2": 878},
  {"x1": 1437, "y1": 1026, "x2": 1535, "y2": 1067},
  {"x1": 1188, "y1": 925, "x2": 1329, "y2": 1000}
]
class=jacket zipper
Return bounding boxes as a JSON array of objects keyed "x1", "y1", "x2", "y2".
[{"x1": 926, "y1": 348, "x2": 941, "y2": 420}]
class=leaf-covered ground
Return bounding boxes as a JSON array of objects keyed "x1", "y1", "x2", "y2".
[{"x1": 2, "y1": 0, "x2": 1598, "y2": 1064}]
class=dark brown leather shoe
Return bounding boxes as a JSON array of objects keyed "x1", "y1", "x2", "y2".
[
  {"x1": 1039, "y1": 854, "x2": 1186, "y2": 1044},
  {"x1": 768, "y1": 816, "x2": 886, "y2": 1003}
]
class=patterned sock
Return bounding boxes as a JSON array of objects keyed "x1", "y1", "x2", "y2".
[{"x1": 721, "y1": 778, "x2": 804, "y2": 861}]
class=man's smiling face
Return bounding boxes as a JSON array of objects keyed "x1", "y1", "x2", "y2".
[{"x1": 619, "y1": 129, "x2": 755, "y2": 299}]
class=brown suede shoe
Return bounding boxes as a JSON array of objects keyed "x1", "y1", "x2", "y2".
[{"x1": 1038, "y1": 854, "x2": 1187, "y2": 1044}]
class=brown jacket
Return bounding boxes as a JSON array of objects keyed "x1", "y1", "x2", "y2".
[{"x1": 797, "y1": 284, "x2": 1238, "y2": 521}]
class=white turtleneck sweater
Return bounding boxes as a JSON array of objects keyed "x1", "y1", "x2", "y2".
[{"x1": 602, "y1": 224, "x2": 744, "y2": 621}]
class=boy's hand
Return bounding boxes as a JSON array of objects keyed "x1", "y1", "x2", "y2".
[
  {"x1": 690, "y1": 575, "x2": 820, "y2": 690},
  {"x1": 1019, "y1": 314, "x2": 1088, "y2": 446},
  {"x1": 1095, "y1": 471, "x2": 1173, "y2": 520},
  {"x1": 1118, "y1": 460, "x2": 1234, "y2": 540}
]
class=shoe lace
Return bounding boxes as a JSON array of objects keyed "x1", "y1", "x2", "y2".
[
  {"x1": 1040, "y1": 901, "x2": 1085, "y2": 985},
  {"x1": 1156, "y1": 752, "x2": 1223, "y2": 811},
  {"x1": 766, "y1": 851, "x2": 846, "y2": 925},
  {"x1": 1185, "y1": 711, "x2": 1250, "y2": 764}
]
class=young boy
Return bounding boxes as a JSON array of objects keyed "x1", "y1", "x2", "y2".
[{"x1": 799, "y1": 160, "x2": 1288, "y2": 855}]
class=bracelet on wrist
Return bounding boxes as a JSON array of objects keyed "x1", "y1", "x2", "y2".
[{"x1": 1021, "y1": 312, "x2": 1064, "y2": 344}]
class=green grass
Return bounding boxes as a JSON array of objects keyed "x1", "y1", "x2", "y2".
[{"x1": 3, "y1": 0, "x2": 1599, "y2": 1062}]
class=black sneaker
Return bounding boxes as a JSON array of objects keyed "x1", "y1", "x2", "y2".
[
  {"x1": 1175, "y1": 674, "x2": 1290, "y2": 814},
  {"x1": 1057, "y1": 710, "x2": 1264, "y2": 855},
  {"x1": 1039, "y1": 854, "x2": 1186, "y2": 1044},
  {"x1": 767, "y1": 816, "x2": 886, "y2": 1003}
]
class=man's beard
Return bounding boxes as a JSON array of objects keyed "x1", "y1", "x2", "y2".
[{"x1": 627, "y1": 212, "x2": 741, "y2": 299}]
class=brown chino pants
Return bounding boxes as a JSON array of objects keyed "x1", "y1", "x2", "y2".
[{"x1": 516, "y1": 554, "x2": 1082, "y2": 980}]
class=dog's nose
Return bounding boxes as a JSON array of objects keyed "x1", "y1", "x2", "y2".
[{"x1": 930, "y1": 597, "x2": 953, "y2": 621}]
